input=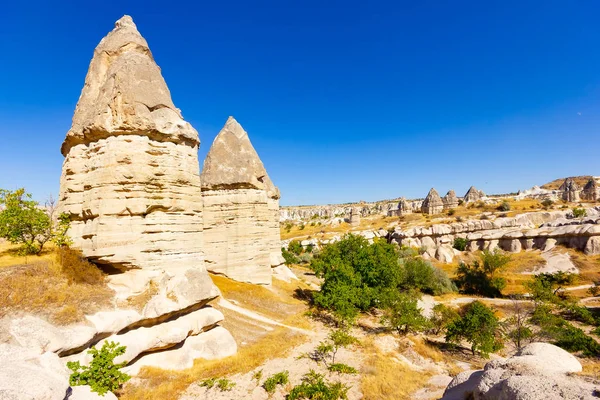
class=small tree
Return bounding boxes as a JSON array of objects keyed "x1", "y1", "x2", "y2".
[
  {"x1": 455, "y1": 250, "x2": 510, "y2": 297},
  {"x1": 307, "y1": 328, "x2": 357, "y2": 367},
  {"x1": 502, "y1": 298, "x2": 533, "y2": 352},
  {"x1": 430, "y1": 303, "x2": 460, "y2": 335},
  {"x1": 53, "y1": 212, "x2": 73, "y2": 248},
  {"x1": 0, "y1": 188, "x2": 52, "y2": 255},
  {"x1": 67, "y1": 341, "x2": 131, "y2": 395},
  {"x1": 381, "y1": 291, "x2": 430, "y2": 335},
  {"x1": 497, "y1": 201, "x2": 511, "y2": 212},
  {"x1": 541, "y1": 199, "x2": 553, "y2": 209},
  {"x1": 446, "y1": 301, "x2": 503, "y2": 357}
]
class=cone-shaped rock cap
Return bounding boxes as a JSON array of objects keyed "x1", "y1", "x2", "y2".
[
  {"x1": 423, "y1": 188, "x2": 443, "y2": 206},
  {"x1": 201, "y1": 117, "x2": 279, "y2": 199},
  {"x1": 61, "y1": 15, "x2": 198, "y2": 155},
  {"x1": 584, "y1": 178, "x2": 598, "y2": 191},
  {"x1": 559, "y1": 177, "x2": 581, "y2": 191}
]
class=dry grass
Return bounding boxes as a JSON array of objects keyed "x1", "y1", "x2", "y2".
[
  {"x1": 123, "y1": 281, "x2": 159, "y2": 312},
  {"x1": 0, "y1": 245, "x2": 113, "y2": 324},
  {"x1": 579, "y1": 358, "x2": 600, "y2": 380},
  {"x1": 120, "y1": 327, "x2": 308, "y2": 400},
  {"x1": 360, "y1": 338, "x2": 431, "y2": 400},
  {"x1": 410, "y1": 337, "x2": 463, "y2": 376},
  {"x1": 563, "y1": 248, "x2": 600, "y2": 284},
  {"x1": 211, "y1": 274, "x2": 309, "y2": 325}
]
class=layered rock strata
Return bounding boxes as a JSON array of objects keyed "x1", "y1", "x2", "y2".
[
  {"x1": 391, "y1": 207, "x2": 600, "y2": 262},
  {"x1": 422, "y1": 188, "x2": 444, "y2": 215},
  {"x1": 50, "y1": 15, "x2": 235, "y2": 380},
  {"x1": 201, "y1": 117, "x2": 284, "y2": 285}
]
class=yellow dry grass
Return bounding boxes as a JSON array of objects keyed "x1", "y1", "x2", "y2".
[
  {"x1": 579, "y1": 358, "x2": 600, "y2": 380},
  {"x1": 360, "y1": 338, "x2": 431, "y2": 400},
  {"x1": 541, "y1": 176, "x2": 592, "y2": 190},
  {"x1": 0, "y1": 244, "x2": 113, "y2": 325},
  {"x1": 120, "y1": 327, "x2": 308, "y2": 400},
  {"x1": 563, "y1": 248, "x2": 600, "y2": 284},
  {"x1": 409, "y1": 337, "x2": 463, "y2": 376}
]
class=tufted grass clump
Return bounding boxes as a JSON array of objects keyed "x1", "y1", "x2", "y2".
[
  {"x1": 327, "y1": 363, "x2": 357, "y2": 374},
  {"x1": 263, "y1": 370, "x2": 289, "y2": 393}
]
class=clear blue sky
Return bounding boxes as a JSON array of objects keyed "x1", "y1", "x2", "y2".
[{"x1": 1, "y1": 1, "x2": 599, "y2": 206}]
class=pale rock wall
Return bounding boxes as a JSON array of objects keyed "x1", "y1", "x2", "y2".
[{"x1": 203, "y1": 188, "x2": 282, "y2": 284}]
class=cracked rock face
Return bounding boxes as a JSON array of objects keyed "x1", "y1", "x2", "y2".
[
  {"x1": 201, "y1": 117, "x2": 284, "y2": 285},
  {"x1": 58, "y1": 15, "x2": 206, "y2": 272},
  {"x1": 422, "y1": 188, "x2": 444, "y2": 215}
]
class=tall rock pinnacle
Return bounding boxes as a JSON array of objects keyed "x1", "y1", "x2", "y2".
[{"x1": 201, "y1": 117, "x2": 284, "y2": 284}]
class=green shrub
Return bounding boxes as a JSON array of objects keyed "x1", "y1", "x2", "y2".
[
  {"x1": 497, "y1": 201, "x2": 511, "y2": 212},
  {"x1": 455, "y1": 250, "x2": 510, "y2": 297},
  {"x1": 541, "y1": 199, "x2": 554, "y2": 209},
  {"x1": 401, "y1": 257, "x2": 456, "y2": 295},
  {"x1": 282, "y1": 248, "x2": 300, "y2": 265},
  {"x1": 252, "y1": 369, "x2": 263, "y2": 384},
  {"x1": 299, "y1": 224, "x2": 306, "y2": 230},
  {"x1": 327, "y1": 363, "x2": 357, "y2": 374},
  {"x1": 0, "y1": 188, "x2": 52, "y2": 255},
  {"x1": 216, "y1": 378, "x2": 236, "y2": 391},
  {"x1": 446, "y1": 301, "x2": 503, "y2": 357},
  {"x1": 430, "y1": 303, "x2": 460, "y2": 335},
  {"x1": 287, "y1": 370, "x2": 349, "y2": 400},
  {"x1": 289, "y1": 240, "x2": 303, "y2": 255},
  {"x1": 284, "y1": 222, "x2": 293, "y2": 232},
  {"x1": 67, "y1": 341, "x2": 131, "y2": 396},
  {"x1": 200, "y1": 378, "x2": 217, "y2": 389},
  {"x1": 263, "y1": 370, "x2": 289, "y2": 393},
  {"x1": 572, "y1": 207, "x2": 587, "y2": 218},
  {"x1": 381, "y1": 291, "x2": 431, "y2": 335},
  {"x1": 447, "y1": 208, "x2": 456, "y2": 216},
  {"x1": 453, "y1": 237, "x2": 468, "y2": 252}
]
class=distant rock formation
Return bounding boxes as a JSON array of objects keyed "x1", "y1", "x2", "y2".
[
  {"x1": 581, "y1": 178, "x2": 598, "y2": 201},
  {"x1": 463, "y1": 186, "x2": 482, "y2": 203},
  {"x1": 442, "y1": 343, "x2": 597, "y2": 400},
  {"x1": 559, "y1": 177, "x2": 581, "y2": 202},
  {"x1": 55, "y1": 15, "x2": 235, "y2": 374},
  {"x1": 422, "y1": 188, "x2": 444, "y2": 215},
  {"x1": 398, "y1": 197, "x2": 413, "y2": 215},
  {"x1": 201, "y1": 117, "x2": 284, "y2": 285},
  {"x1": 349, "y1": 207, "x2": 361, "y2": 226},
  {"x1": 442, "y1": 190, "x2": 459, "y2": 210}
]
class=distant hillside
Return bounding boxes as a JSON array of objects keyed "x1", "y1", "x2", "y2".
[{"x1": 541, "y1": 176, "x2": 593, "y2": 190}]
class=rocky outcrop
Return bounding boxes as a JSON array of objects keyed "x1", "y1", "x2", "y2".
[
  {"x1": 582, "y1": 178, "x2": 599, "y2": 201},
  {"x1": 442, "y1": 343, "x2": 597, "y2": 400},
  {"x1": 391, "y1": 207, "x2": 600, "y2": 261},
  {"x1": 349, "y1": 207, "x2": 361, "y2": 226},
  {"x1": 422, "y1": 188, "x2": 444, "y2": 215},
  {"x1": 442, "y1": 190, "x2": 459, "y2": 210},
  {"x1": 464, "y1": 186, "x2": 483, "y2": 203},
  {"x1": 49, "y1": 14, "x2": 236, "y2": 383},
  {"x1": 397, "y1": 197, "x2": 413, "y2": 215},
  {"x1": 559, "y1": 177, "x2": 581, "y2": 202},
  {"x1": 201, "y1": 117, "x2": 283, "y2": 285}
]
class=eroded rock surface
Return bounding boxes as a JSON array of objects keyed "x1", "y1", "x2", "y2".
[
  {"x1": 442, "y1": 343, "x2": 597, "y2": 400},
  {"x1": 422, "y1": 188, "x2": 444, "y2": 215},
  {"x1": 201, "y1": 117, "x2": 283, "y2": 284}
]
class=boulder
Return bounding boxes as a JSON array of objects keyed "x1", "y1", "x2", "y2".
[
  {"x1": 201, "y1": 117, "x2": 282, "y2": 285},
  {"x1": 584, "y1": 236, "x2": 600, "y2": 255},
  {"x1": 441, "y1": 343, "x2": 596, "y2": 400}
]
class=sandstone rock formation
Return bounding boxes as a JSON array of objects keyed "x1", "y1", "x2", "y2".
[
  {"x1": 559, "y1": 177, "x2": 581, "y2": 202},
  {"x1": 422, "y1": 188, "x2": 444, "y2": 215},
  {"x1": 463, "y1": 186, "x2": 482, "y2": 203},
  {"x1": 201, "y1": 117, "x2": 284, "y2": 285},
  {"x1": 397, "y1": 197, "x2": 413, "y2": 216},
  {"x1": 442, "y1": 190, "x2": 459, "y2": 210},
  {"x1": 349, "y1": 207, "x2": 361, "y2": 226},
  {"x1": 52, "y1": 14, "x2": 235, "y2": 378},
  {"x1": 442, "y1": 343, "x2": 597, "y2": 400},
  {"x1": 391, "y1": 206, "x2": 600, "y2": 261},
  {"x1": 582, "y1": 178, "x2": 599, "y2": 201}
]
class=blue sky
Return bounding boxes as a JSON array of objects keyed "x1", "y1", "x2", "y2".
[{"x1": 0, "y1": 1, "x2": 599, "y2": 206}]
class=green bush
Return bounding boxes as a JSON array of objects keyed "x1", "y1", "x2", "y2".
[
  {"x1": 216, "y1": 378, "x2": 236, "y2": 391},
  {"x1": 497, "y1": 201, "x2": 511, "y2": 211},
  {"x1": 572, "y1": 207, "x2": 587, "y2": 218},
  {"x1": 401, "y1": 258, "x2": 456, "y2": 295},
  {"x1": 263, "y1": 370, "x2": 289, "y2": 393},
  {"x1": 453, "y1": 237, "x2": 468, "y2": 251},
  {"x1": 446, "y1": 301, "x2": 503, "y2": 357},
  {"x1": 67, "y1": 341, "x2": 131, "y2": 396},
  {"x1": 430, "y1": 303, "x2": 460, "y2": 335},
  {"x1": 381, "y1": 291, "x2": 431, "y2": 335},
  {"x1": 455, "y1": 250, "x2": 510, "y2": 297},
  {"x1": 0, "y1": 188, "x2": 52, "y2": 255},
  {"x1": 282, "y1": 248, "x2": 300, "y2": 265},
  {"x1": 289, "y1": 240, "x2": 303, "y2": 255},
  {"x1": 287, "y1": 370, "x2": 349, "y2": 400},
  {"x1": 327, "y1": 363, "x2": 357, "y2": 374},
  {"x1": 447, "y1": 208, "x2": 456, "y2": 216},
  {"x1": 541, "y1": 199, "x2": 554, "y2": 209}
]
